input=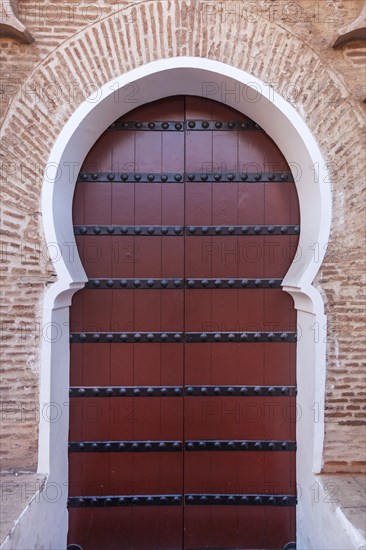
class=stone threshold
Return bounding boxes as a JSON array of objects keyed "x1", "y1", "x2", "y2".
[
  {"x1": 0, "y1": 471, "x2": 46, "y2": 547},
  {"x1": 317, "y1": 473, "x2": 366, "y2": 549}
]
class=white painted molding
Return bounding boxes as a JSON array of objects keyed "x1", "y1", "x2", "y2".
[{"x1": 39, "y1": 57, "x2": 332, "y2": 547}]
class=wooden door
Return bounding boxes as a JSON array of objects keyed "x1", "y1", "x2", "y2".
[{"x1": 68, "y1": 96, "x2": 299, "y2": 550}]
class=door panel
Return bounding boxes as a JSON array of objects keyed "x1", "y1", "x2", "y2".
[{"x1": 68, "y1": 96, "x2": 299, "y2": 550}]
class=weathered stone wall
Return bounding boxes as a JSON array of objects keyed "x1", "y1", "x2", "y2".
[{"x1": 0, "y1": 0, "x2": 365, "y2": 472}]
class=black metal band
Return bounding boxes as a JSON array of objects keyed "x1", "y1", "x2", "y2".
[
  {"x1": 68, "y1": 440, "x2": 182, "y2": 452},
  {"x1": 185, "y1": 494, "x2": 297, "y2": 506},
  {"x1": 85, "y1": 278, "x2": 283, "y2": 289},
  {"x1": 68, "y1": 440, "x2": 296, "y2": 452},
  {"x1": 108, "y1": 120, "x2": 262, "y2": 132},
  {"x1": 69, "y1": 385, "x2": 296, "y2": 398},
  {"x1": 70, "y1": 332, "x2": 297, "y2": 344},
  {"x1": 185, "y1": 440, "x2": 296, "y2": 451},
  {"x1": 77, "y1": 172, "x2": 293, "y2": 183},
  {"x1": 67, "y1": 494, "x2": 296, "y2": 508},
  {"x1": 68, "y1": 495, "x2": 182, "y2": 508},
  {"x1": 74, "y1": 224, "x2": 299, "y2": 236}
]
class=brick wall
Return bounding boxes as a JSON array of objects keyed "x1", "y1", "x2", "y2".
[{"x1": 0, "y1": 0, "x2": 365, "y2": 472}]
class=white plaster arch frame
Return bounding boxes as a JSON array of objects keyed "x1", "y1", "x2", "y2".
[{"x1": 40, "y1": 57, "x2": 331, "y2": 547}]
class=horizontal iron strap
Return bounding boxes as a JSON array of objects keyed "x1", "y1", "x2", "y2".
[
  {"x1": 77, "y1": 172, "x2": 293, "y2": 183},
  {"x1": 68, "y1": 440, "x2": 182, "y2": 452},
  {"x1": 108, "y1": 120, "x2": 262, "y2": 131},
  {"x1": 85, "y1": 278, "x2": 283, "y2": 289},
  {"x1": 74, "y1": 225, "x2": 299, "y2": 236},
  {"x1": 68, "y1": 440, "x2": 296, "y2": 452},
  {"x1": 70, "y1": 332, "x2": 297, "y2": 344},
  {"x1": 67, "y1": 494, "x2": 296, "y2": 508},
  {"x1": 186, "y1": 440, "x2": 296, "y2": 451},
  {"x1": 69, "y1": 385, "x2": 297, "y2": 397}
]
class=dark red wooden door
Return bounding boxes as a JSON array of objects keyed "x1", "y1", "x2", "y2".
[{"x1": 68, "y1": 96, "x2": 299, "y2": 550}]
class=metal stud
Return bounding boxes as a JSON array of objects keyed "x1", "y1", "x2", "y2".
[
  {"x1": 162, "y1": 122, "x2": 169, "y2": 130},
  {"x1": 107, "y1": 173, "x2": 115, "y2": 181},
  {"x1": 106, "y1": 279, "x2": 114, "y2": 288},
  {"x1": 161, "y1": 227, "x2": 169, "y2": 234},
  {"x1": 214, "y1": 173, "x2": 221, "y2": 181},
  {"x1": 135, "y1": 122, "x2": 142, "y2": 128},
  {"x1": 174, "y1": 174, "x2": 182, "y2": 182},
  {"x1": 200, "y1": 333, "x2": 208, "y2": 341},
  {"x1": 268, "y1": 173, "x2": 275, "y2": 181},
  {"x1": 215, "y1": 121, "x2": 222, "y2": 128},
  {"x1": 147, "y1": 279, "x2": 154, "y2": 287},
  {"x1": 147, "y1": 333, "x2": 154, "y2": 341},
  {"x1": 161, "y1": 174, "x2": 168, "y2": 182},
  {"x1": 228, "y1": 122, "x2": 235, "y2": 129},
  {"x1": 134, "y1": 174, "x2": 141, "y2": 181},
  {"x1": 214, "y1": 279, "x2": 222, "y2": 287},
  {"x1": 188, "y1": 121, "x2": 196, "y2": 128},
  {"x1": 254, "y1": 173, "x2": 262, "y2": 181},
  {"x1": 94, "y1": 226, "x2": 101, "y2": 235},
  {"x1": 187, "y1": 174, "x2": 195, "y2": 181},
  {"x1": 255, "y1": 279, "x2": 262, "y2": 287},
  {"x1": 188, "y1": 226, "x2": 196, "y2": 234},
  {"x1": 281, "y1": 226, "x2": 289, "y2": 234},
  {"x1": 106, "y1": 333, "x2": 114, "y2": 342},
  {"x1": 227, "y1": 173, "x2": 235, "y2": 181},
  {"x1": 202, "y1": 121, "x2": 209, "y2": 128},
  {"x1": 201, "y1": 174, "x2": 208, "y2": 181},
  {"x1": 147, "y1": 174, "x2": 155, "y2": 181},
  {"x1": 241, "y1": 226, "x2": 249, "y2": 234},
  {"x1": 241, "y1": 173, "x2": 248, "y2": 181},
  {"x1": 160, "y1": 279, "x2": 168, "y2": 287},
  {"x1": 120, "y1": 227, "x2": 128, "y2": 234},
  {"x1": 147, "y1": 227, "x2": 155, "y2": 235},
  {"x1": 268, "y1": 225, "x2": 275, "y2": 234},
  {"x1": 175, "y1": 123, "x2": 182, "y2": 130},
  {"x1": 121, "y1": 173, "x2": 128, "y2": 181},
  {"x1": 91, "y1": 173, "x2": 98, "y2": 180},
  {"x1": 92, "y1": 333, "x2": 100, "y2": 342},
  {"x1": 215, "y1": 226, "x2": 222, "y2": 234},
  {"x1": 281, "y1": 173, "x2": 289, "y2": 180},
  {"x1": 254, "y1": 226, "x2": 262, "y2": 234},
  {"x1": 148, "y1": 122, "x2": 155, "y2": 129}
]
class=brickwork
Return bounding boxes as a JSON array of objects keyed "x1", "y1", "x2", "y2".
[{"x1": 0, "y1": 0, "x2": 365, "y2": 472}]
